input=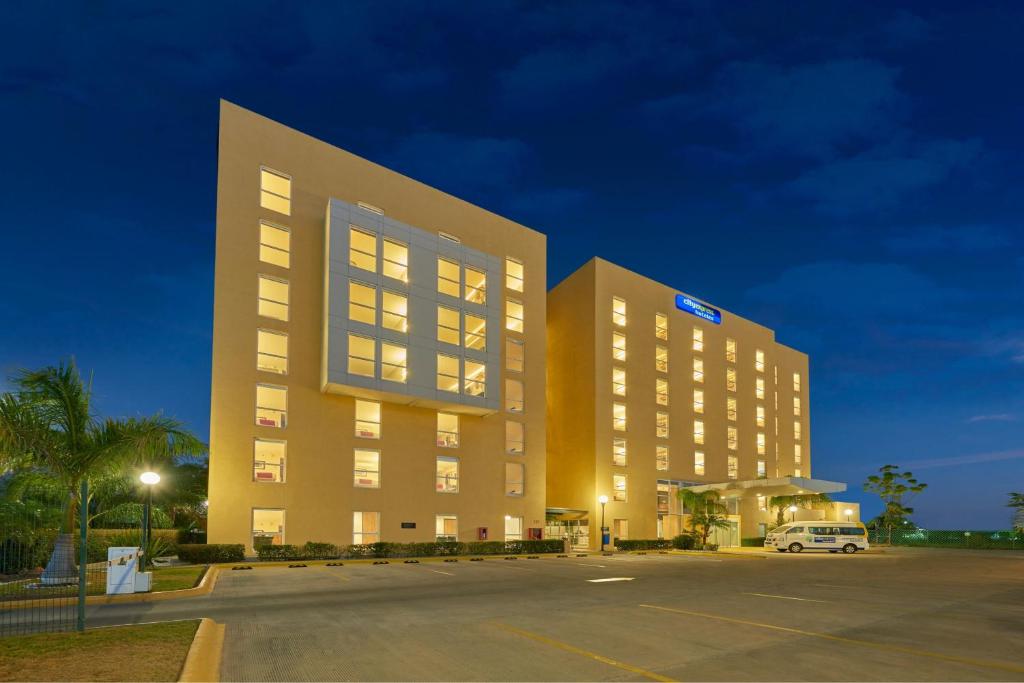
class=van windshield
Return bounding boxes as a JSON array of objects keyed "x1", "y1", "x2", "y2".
[{"x1": 771, "y1": 527, "x2": 791, "y2": 535}]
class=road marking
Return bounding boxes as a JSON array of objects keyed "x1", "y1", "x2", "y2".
[
  {"x1": 638, "y1": 604, "x2": 1024, "y2": 675},
  {"x1": 574, "y1": 563, "x2": 607, "y2": 568},
  {"x1": 743, "y1": 592, "x2": 828, "y2": 603},
  {"x1": 494, "y1": 623, "x2": 676, "y2": 682},
  {"x1": 588, "y1": 577, "x2": 635, "y2": 583},
  {"x1": 429, "y1": 569, "x2": 455, "y2": 576}
]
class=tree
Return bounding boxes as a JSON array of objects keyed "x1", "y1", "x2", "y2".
[
  {"x1": 677, "y1": 489, "x2": 732, "y2": 548},
  {"x1": 767, "y1": 493, "x2": 832, "y2": 527},
  {"x1": 863, "y1": 465, "x2": 927, "y2": 544},
  {"x1": 0, "y1": 362, "x2": 205, "y2": 583},
  {"x1": 1008, "y1": 492, "x2": 1024, "y2": 532}
]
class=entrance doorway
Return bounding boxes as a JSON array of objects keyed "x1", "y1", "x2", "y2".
[{"x1": 545, "y1": 509, "x2": 591, "y2": 550}]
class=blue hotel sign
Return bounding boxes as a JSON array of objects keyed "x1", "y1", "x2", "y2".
[{"x1": 675, "y1": 294, "x2": 722, "y2": 324}]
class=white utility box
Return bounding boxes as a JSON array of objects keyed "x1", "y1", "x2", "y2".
[
  {"x1": 135, "y1": 571, "x2": 152, "y2": 592},
  {"x1": 106, "y1": 546, "x2": 147, "y2": 595}
]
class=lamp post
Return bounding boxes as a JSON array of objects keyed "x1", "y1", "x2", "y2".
[
  {"x1": 844, "y1": 508, "x2": 853, "y2": 523},
  {"x1": 598, "y1": 495, "x2": 609, "y2": 551},
  {"x1": 139, "y1": 471, "x2": 160, "y2": 564},
  {"x1": 788, "y1": 504, "x2": 798, "y2": 523}
]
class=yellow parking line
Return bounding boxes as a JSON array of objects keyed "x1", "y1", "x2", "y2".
[
  {"x1": 639, "y1": 604, "x2": 1024, "y2": 675},
  {"x1": 494, "y1": 623, "x2": 676, "y2": 682}
]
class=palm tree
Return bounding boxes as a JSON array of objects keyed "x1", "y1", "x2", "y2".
[
  {"x1": 0, "y1": 362, "x2": 205, "y2": 583},
  {"x1": 677, "y1": 488, "x2": 732, "y2": 548},
  {"x1": 768, "y1": 493, "x2": 832, "y2": 527},
  {"x1": 1008, "y1": 492, "x2": 1024, "y2": 531}
]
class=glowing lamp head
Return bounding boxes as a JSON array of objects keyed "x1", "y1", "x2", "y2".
[
  {"x1": 598, "y1": 495, "x2": 609, "y2": 505},
  {"x1": 140, "y1": 471, "x2": 161, "y2": 486},
  {"x1": 844, "y1": 508, "x2": 853, "y2": 515},
  {"x1": 504, "y1": 515, "x2": 512, "y2": 521},
  {"x1": 788, "y1": 505, "x2": 798, "y2": 512}
]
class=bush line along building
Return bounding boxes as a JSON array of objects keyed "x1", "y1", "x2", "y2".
[{"x1": 208, "y1": 101, "x2": 858, "y2": 552}]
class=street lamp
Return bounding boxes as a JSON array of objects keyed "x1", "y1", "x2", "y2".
[
  {"x1": 788, "y1": 504, "x2": 798, "y2": 522},
  {"x1": 139, "y1": 471, "x2": 161, "y2": 563},
  {"x1": 598, "y1": 495, "x2": 609, "y2": 551},
  {"x1": 844, "y1": 508, "x2": 853, "y2": 523}
]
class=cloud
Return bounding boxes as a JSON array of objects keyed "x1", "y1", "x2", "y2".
[
  {"x1": 966, "y1": 414, "x2": 1017, "y2": 423},
  {"x1": 883, "y1": 225, "x2": 1014, "y2": 253},
  {"x1": 900, "y1": 449, "x2": 1024, "y2": 470}
]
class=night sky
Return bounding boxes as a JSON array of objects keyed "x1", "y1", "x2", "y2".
[{"x1": 3, "y1": 2, "x2": 1022, "y2": 528}]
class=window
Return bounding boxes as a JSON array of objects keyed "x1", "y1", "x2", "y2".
[
  {"x1": 353, "y1": 511, "x2": 380, "y2": 545},
  {"x1": 693, "y1": 389, "x2": 704, "y2": 414},
  {"x1": 728, "y1": 455, "x2": 738, "y2": 479},
  {"x1": 726, "y1": 338, "x2": 737, "y2": 363},
  {"x1": 253, "y1": 439, "x2": 285, "y2": 483},
  {"x1": 614, "y1": 519, "x2": 629, "y2": 541},
  {"x1": 656, "y1": 411, "x2": 669, "y2": 438},
  {"x1": 437, "y1": 258, "x2": 460, "y2": 297},
  {"x1": 794, "y1": 467, "x2": 802, "y2": 478},
  {"x1": 756, "y1": 377, "x2": 766, "y2": 400},
  {"x1": 611, "y1": 367, "x2": 627, "y2": 396},
  {"x1": 380, "y1": 342, "x2": 407, "y2": 383},
  {"x1": 381, "y1": 291, "x2": 408, "y2": 333},
  {"x1": 436, "y1": 456, "x2": 459, "y2": 493},
  {"x1": 259, "y1": 168, "x2": 291, "y2": 215},
  {"x1": 757, "y1": 432, "x2": 766, "y2": 455},
  {"x1": 757, "y1": 459, "x2": 767, "y2": 478},
  {"x1": 692, "y1": 327, "x2": 704, "y2": 352},
  {"x1": 693, "y1": 420, "x2": 704, "y2": 444},
  {"x1": 505, "y1": 515, "x2": 523, "y2": 541},
  {"x1": 656, "y1": 345, "x2": 669, "y2": 373},
  {"x1": 505, "y1": 462, "x2": 525, "y2": 496},
  {"x1": 348, "y1": 334, "x2": 375, "y2": 377},
  {"x1": 437, "y1": 413, "x2": 459, "y2": 448},
  {"x1": 755, "y1": 349, "x2": 765, "y2": 373},
  {"x1": 257, "y1": 275, "x2": 289, "y2": 321},
  {"x1": 655, "y1": 313, "x2": 668, "y2": 340},
  {"x1": 693, "y1": 357, "x2": 704, "y2": 383},
  {"x1": 613, "y1": 403, "x2": 627, "y2": 431},
  {"x1": 354, "y1": 400, "x2": 381, "y2": 439},
  {"x1": 793, "y1": 372, "x2": 802, "y2": 392},
  {"x1": 656, "y1": 378, "x2": 669, "y2": 405},
  {"x1": 382, "y1": 238, "x2": 408, "y2": 282},
  {"x1": 465, "y1": 360, "x2": 486, "y2": 396},
  {"x1": 506, "y1": 338, "x2": 524, "y2": 372},
  {"x1": 612, "y1": 297, "x2": 627, "y2": 326},
  {"x1": 727, "y1": 426, "x2": 738, "y2": 450},
  {"x1": 656, "y1": 445, "x2": 669, "y2": 471},
  {"x1": 613, "y1": 332, "x2": 627, "y2": 361},
  {"x1": 464, "y1": 266, "x2": 486, "y2": 305},
  {"x1": 437, "y1": 354, "x2": 459, "y2": 392},
  {"x1": 349, "y1": 280, "x2": 377, "y2": 325},
  {"x1": 506, "y1": 421, "x2": 524, "y2": 454},
  {"x1": 757, "y1": 495, "x2": 768, "y2": 511},
  {"x1": 613, "y1": 438, "x2": 627, "y2": 466},
  {"x1": 354, "y1": 449, "x2": 381, "y2": 488},
  {"x1": 793, "y1": 396, "x2": 802, "y2": 416},
  {"x1": 794, "y1": 421, "x2": 802, "y2": 441},
  {"x1": 259, "y1": 221, "x2": 290, "y2": 268},
  {"x1": 257, "y1": 329, "x2": 288, "y2": 375},
  {"x1": 726, "y1": 367, "x2": 737, "y2": 392},
  {"x1": 613, "y1": 474, "x2": 627, "y2": 501},
  {"x1": 505, "y1": 378, "x2": 524, "y2": 412},
  {"x1": 506, "y1": 299, "x2": 524, "y2": 332},
  {"x1": 255, "y1": 384, "x2": 286, "y2": 428},
  {"x1": 350, "y1": 227, "x2": 377, "y2": 272},
  {"x1": 794, "y1": 444, "x2": 803, "y2": 464},
  {"x1": 694, "y1": 451, "x2": 705, "y2": 476},
  {"x1": 437, "y1": 306, "x2": 460, "y2": 345},
  {"x1": 252, "y1": 508, "x2": 285, "y2": 548},
  {"x1": 727, "y1": 396, "x2": 737, "y2": 421},
  {"x1": 506, "y1": 257, "x2": 524, "y2": 292},
  {"x1": 465, "y1": 314, "x2": 486, "y2": 351},
  {"x1": 436, "y1": 515, "x2": 458, "y2": 541},
  {"x1": 756, "y1": 405, "x2": 766, "y2": 427}
]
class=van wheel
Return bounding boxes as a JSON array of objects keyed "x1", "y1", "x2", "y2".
[
  {"x1": 788, "y1": 543, "x2": 803, "y2": 553},
  {"x1": 842, "y1": 544, "x2": 857, "y2": 554}
]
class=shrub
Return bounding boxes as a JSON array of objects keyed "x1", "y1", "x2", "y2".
[
  {"x1": 109, "y1": 530, "x2": 173, "y2": 566},
  {"x1": 302, "y1": 541, "x2": 343, "y2": 559},
  {"x1": 177, "y1": 544, "x2": 245, "y2": 564},
  {"x1": 256, "y1": 544, "x2": 302, "y2": 561},
  {"x1": 741, "y1": 537, "x2": 766, "y2": 547},
  {"x1": 672, "y1": 534, "x2": 696, "y2": 550},
  {"x1": 614, "y1": 539, "x2": 673, "y2": 551}
]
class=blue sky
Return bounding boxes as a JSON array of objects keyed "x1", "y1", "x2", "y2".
[{"x1": 2, "y1": 1, "x2": 1022, "y2": 528}]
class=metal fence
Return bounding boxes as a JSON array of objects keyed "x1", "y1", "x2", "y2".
[{"x1": 867, "y1": 528, "x2": 1024, "y2": 549}]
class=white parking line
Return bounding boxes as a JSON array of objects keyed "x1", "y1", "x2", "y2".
[
  {"x1": 430, "y1": 569, "x2": 455, "y2": 576},
  {"x1": 587, "y1": 577, "x2": 635, "y2": 583},
  {"x1": 574, "y1": 563, "x2": 607, "y2": 568},
  {"x1": 743, "y1": 592, "x2": 828, "y2": 603}
]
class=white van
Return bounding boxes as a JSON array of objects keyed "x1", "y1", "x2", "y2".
[{"x1": 765, "y1": 522, "x2": 869, "y2": 553}]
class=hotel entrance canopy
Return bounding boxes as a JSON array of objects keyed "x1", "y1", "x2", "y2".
[{"x1": 682, "y1": 476, "x2": 846, "y2": 500}]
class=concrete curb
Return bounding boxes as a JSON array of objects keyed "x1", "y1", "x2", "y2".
[{"x1": 179, "y1": 617, "x2": 225, "y2": 683}]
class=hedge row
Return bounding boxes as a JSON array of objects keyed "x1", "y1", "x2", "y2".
[
  {"x1": 177, "y1": 544, "x2": 245, "y2": 564},
  {"x1": 741, "y1": 537, "x2": 767, "y2": 547},
  {"x1": 614, "y1": 535, "x2": 698, "y2": 551},
  {"x1": 254, "y1": 539, "x2": 565, "y2": 561}
]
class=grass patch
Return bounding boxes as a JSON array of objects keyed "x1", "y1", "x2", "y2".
[
  {"x1": 0, "y1": 620, "x2": 199, "y2": 681},
  {"x1": 151, "y1": 565, "x2": 207, "y2": 592},
  {"x1": 0, "y1": 565, "x2": 207, "y2": 603}
]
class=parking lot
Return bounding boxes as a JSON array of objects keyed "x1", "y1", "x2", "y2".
[{"x1": 68, "y1": 547, "x2": 1024, "y2": 680}]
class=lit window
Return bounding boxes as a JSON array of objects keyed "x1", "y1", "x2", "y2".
[
  {"x1": 252, "y1": 508, "x2": 285, "y2": 548},
  {"x1": 693, "y1": 327, "x2": 704, "y2": 352},
  {"x1": 437, "y1": 354, "x2": 460, "y2": 393},
  {"x1": 727, "y1": 426, "x2": 738, "y2": 450},
  {"x1": 354, "y1": 449, "x2": 380, "y2": 488},
  {"x1": 656, "y1": 411, "x2": 669, "y2": 438},
  {"x1": 465, "y1": 314, "x2": 486, "y2": 351},
  {"x1": 348, "y1": 334, "x2": 375, "y2": 378},
  {"x1": 693, "y1": 357, "x2": 704, "y2": 383},
  {"x1": 656, "y1": 345, "x2": 668, "y2": 373},
  {"x1": 506, "y1": 299, "x2": 525, "y2": 332},
  {"x1": 436, "y1": 456, "x2": 459, "y2": 493},
  {"x1": 257, "y1": 329, "x2": 288, "y2": 375},
  {"x1": 612, "y1": 367, "x2": 627, "y2": 396},
  {"x1": 794, "y1": 444, "x2": 802, "y2": 463},
  {"x1": 437, "y1": 412, "x2": 459, "y2": 448},
  {"x1": 506, "y1": 339, "x2": 524, "y2": 372},
  {"x1": 694, "y1": 451, "x2": 705, "y2": 476},
  {"x1": 465, "y1": 360, "x2": 486, "y2": 396},
  {"x1": 655, "y1": 313, "x2": 668, "y2": 340},
  {"x1": 437, "y1": 258, "x2": 460, "y2": 297},
  {"x1": 436, "y1": 514, "x2": 458, "y2": 541},
  {"x1": 693, "y1": 389, "x2": 704, "y2": 414},
  {"x1": 727, "y1": 396, "x2": 737, "y2": 421},
  {"x1": 506, "y1": 421, "x2": 524, "y2": 454},
  {"x1": 612, "y1": 297, "x2": 627, "y2": 326},
  {"x1": 726, "y1": 367, "x2": 737, "y2": 392},
  {"x1": 613, "y1": 403, "x2": 627, "y2": 431},
  {"x1": 464, "y1": 266, "x2": 486, "y2": 305},
  {"x1": 504, "y1": 515, "x2": 523, "y2": 541},
  {"x1": 255, "y1": 384, "x2": 287, "y2": 428},
  {"x1": 693, "y1": 420, "x2": 704, "y2": 444},
  {"x1": 505, "y1": 462, "x2": 525, "y2": 496},
  {"x1": 755, "y1": 349, "x2": 765, "y2": 373},
  {"x1": 353, "y1": 511, "x2": 380, "y2": 545},
  {"x1": 613, "y1": 474, "x2": 627, "y2": 502},
  {"x1": 506, "y1": 257, "x2": 524, "y2": 292},
  {"x1": 794, "y1": 421, "x2": 802, "y2": 441},
  {"x1": 505, "y1": 378, "x2": 523, "y2": 412},
  {"x1": 349, "y1": 227, "x2": 377, "y2": 272},
  {"x1": 382, "y1": 291, "x2": 408, "y2": 333},
  {"x1": 349, "y1": 280, "x2": 377, "y2": 325},
  {"x1": 382, "y1": 238, "x2": 408, "y2": 282},
  {"x1": 656, "y1": 378, "x2": 669, "y2": 406},
  {"x1": 726, "y1": 338, "x2": 737, "y2": 363},
  {"x1": 437, "y1": 305, "x2": 461, "y2": 345},
  {"x1": 259, "y1": 221, "x2": 290, "y2": 268},
  {"x1": 728, "y1": 456, "x2": 738, "y2": 480},
  {"x1": 253, "y1": 439, "x2": 285, "y2": 483},
  {"x1": 758, "y1": 495, "x2": 768, "y2": 511},
  {"x1": 756, "y1": 377, "x2": 766, "y2": 400},
  {"x1": 380, "y1": 342, "x2": 407, "y2": 384},
  {"x1": 613, "y1": 332, "x2": 627, "y2": 361},
  {"x1": 757, "y1": 432, "x2": 766, "y2": 455},
  {"x1": 257, "y1": 275, "x2": 289, "y2": 321},
  {"x1": 793, "y1": 372, "x2": 802, "y2": 392},
  {"x1": 354, "y1": 400, "x2": 381, "y2": 439},
  {"x1": 656, "y1": 445, "x2": 669, "y2": 471},
  {"x1": 794, "y1": 467, "x2": 802, "y2": 478},
  {"x1": 756, "y1": 405, "x2": 766, "y2": 427},
  {"x1": 613, "y1": 438, "x2": 627, "y2": 466},
  {"x1": 260, "y1": 167, "x2": 291, "y2": 215},
  {"x1": 793, "y1": 396, "x2": 801, "y2": 416}
]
